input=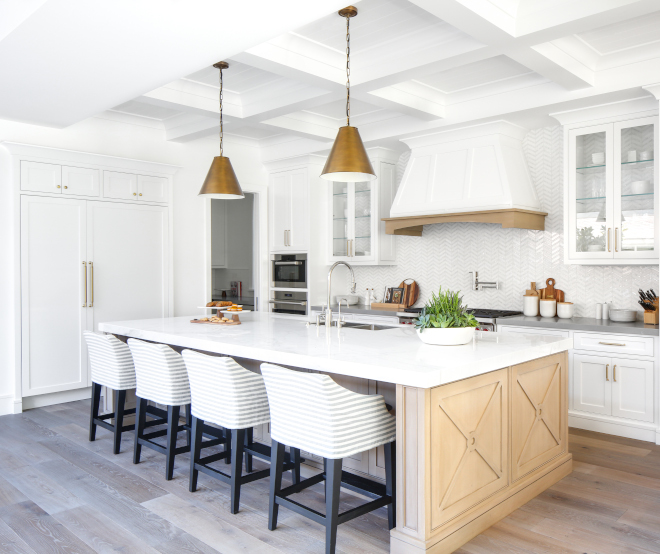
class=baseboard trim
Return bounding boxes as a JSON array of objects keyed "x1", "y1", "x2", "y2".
[
  {"x1": 0, "y1": 394, "x2": 13, "y2": 416},
  {"x1": 22, "y1": 387, "x2": 92, "y2": 410},
  {"x1": 569, "y1": 413, "x2": 657, "y2": 443}
]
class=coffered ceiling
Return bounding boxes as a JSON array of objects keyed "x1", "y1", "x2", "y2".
[{"x1": 2, "y1": 0, "x2": 660, "y2": 159}]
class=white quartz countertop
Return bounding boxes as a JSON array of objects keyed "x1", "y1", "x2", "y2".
[{"x1": 99, "y1": 313, "x2": 573, "y2": 389}]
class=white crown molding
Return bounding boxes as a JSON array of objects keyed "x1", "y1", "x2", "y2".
[
  {"x1": 549, "y1": 95, "x2": 658, "y2": 126},
  {"x1": 262, "y1": 153, "x2": 327, "y2": 173},
  {"x1": 0, "y1": 142, "x2": 180, "y2": 175},
  {"x1": 642, "y1": 83, "x2": 660, "y2": 101},
  {"x1": 400, "y1": 120, "x2": 528, "y2": 149}
]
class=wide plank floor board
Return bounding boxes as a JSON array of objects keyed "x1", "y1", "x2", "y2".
[{"x1": 2, "y1": 401, "x2": 660, "y2": 553}]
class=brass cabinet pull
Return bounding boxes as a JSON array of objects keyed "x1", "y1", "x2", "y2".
[
  {"x1": 605, "y1": 364, "x2": 609, "y2": 381},
  {"x1": 57, "y1": 185, "x2": 61, "y2": 189},
  {"x1": 613, "y1": 364, "x2": 617, "y2": 382},
  {"x1": 89, "y1": 261, "x2": 94, "y2": 307},
  {"x1": 82, "y1": 261, "x2": 87, "y2": 307},
  {"x1": 64, "y1": 186, "x2": 68, "y2": 189},
  {"x1": 615, "y1": 228, "x2": 618, "y2": 252},
  {"x1": 607, "y1": 228, "x2": 611, "y2": 252},
  {"x1": 133, "y1": 192, "x2": 137, "y2": 196},
  {"x1": 139, "y1": 193, "x2": 143, "y2": 196},
  {"x1": 599, "y1": 341, "x2": 625, "y2": 346}
]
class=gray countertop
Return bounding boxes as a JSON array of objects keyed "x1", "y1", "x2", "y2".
[{"x1": 498, "y1": 315, "x2": 659, "y2": 336}]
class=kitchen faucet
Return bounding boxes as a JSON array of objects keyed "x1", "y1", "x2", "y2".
[{"x1": 326, "y1": 261, "x2": 356, "y2": 326}]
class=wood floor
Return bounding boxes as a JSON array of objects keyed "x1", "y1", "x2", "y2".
[{"x1": 1, "y1": 402, "x2": 660, "y2": 554}]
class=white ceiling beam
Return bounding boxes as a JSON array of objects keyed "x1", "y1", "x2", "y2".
[
  {"x1": 165, "y1": 117, "x2": 219, "y2": 143},
  {"x1": 362, "y1": 82, "x2": 445, "y2": 120}
]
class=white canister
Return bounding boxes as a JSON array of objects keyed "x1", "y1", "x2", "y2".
[
  {"x1": 602, "y1": 302, "x2": 610, "y2": 320},
  {"x1": 540, "y1": 299, "x2": 557, "y2": 318},
  {"x1": 523, "y1": 295, "x2": 539, "y2": 316},
  {"x1": 557, "y1": 302, "x2": 574, "y2": 319},
  {"x1": 595, "y1": 303, "x2": 602, "y2": 319}
]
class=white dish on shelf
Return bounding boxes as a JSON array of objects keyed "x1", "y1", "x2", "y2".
[
  {"x1": 592, "y1": 152, "x2": 605, "y2": 164},
  {"x1": 639, "y1": 151, "x2": 652, "y2": 161},
  {"x1": 631, "y1": 180, "x2": 652, "y2": 194},
  {"x1": 609, "y1": 309, "x2": 637, "y2": 322}
]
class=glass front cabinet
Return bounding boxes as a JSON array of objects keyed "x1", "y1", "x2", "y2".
[
  {"x1": 328, "y1": 151, "x2": 397, "y2": 265},
  {"x1": 567, "y1": 116, "x2": 659, "y2": 264}
]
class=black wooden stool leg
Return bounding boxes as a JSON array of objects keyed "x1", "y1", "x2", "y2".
[
  {"x1": 89, "y1": 382, "x2": 102, "y2": 442},
  {"x1": 113, "y1": 389, "x2": 126, "y2": 455},
  {"x1": 323, "y1": 458, "x2": 328, "y2": 502},
  {"x1": 165, "y1": 405, "x2": 180, "y2": 480},
  {"x1": 325, "y1": 458, "x2": 343, "y2": 554},
  {"x1": 268, "y1": 440, "x2": 285, "y2": 531},
  {"x1": 133, "y1": 397, "x2": 147, "y2": 464},
  {"x1": 230, "y1": 428, "x2": 246, "y2": 514},
  {"x1": 224, "y1": 428, "x2": 232, "y2": 464},
  {"x1": 189, "y1": 416, "x2": 204, "y2": 492},
  {"x1": 385, "y1": 440, "x2": 396, "y2": 530},
  {"x1": 291, "y1": 447, "x2": 301, "y2": 485},
  {"x1": 185, "y1": 404, "x2": 192, "y2": 448},
  {"x1": 244, "y1": 427, "x2": 253, "y2": 473}
]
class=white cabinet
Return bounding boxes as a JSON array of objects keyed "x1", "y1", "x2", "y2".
[
  {"x1": 138, "y1": 175, "x2": 168, "y2": 203},
  {"x1": 62, "y1": 166, "x2": 100, "y2": 197},
  {"x1": 20, "y1": 161, "x2": 62, "y2": 193},
  {"x1": 328, "y1": 156, "x2": 397, "y2": 265},
  {"x1": 103, "y1": 171, "x2": 137, "y2": 200},
  {"x1": 573, "y1": 353, "x2": 653, "y2": 423},
  {"x1": 269, "y1": 168, "x2": 309, "y2": 252},
  {"x1": 566, "y1": 115, "x2": 658, "y2": 264},
  {"x1": 20, "y1": 196, "x2": 169, "y2": 396}
]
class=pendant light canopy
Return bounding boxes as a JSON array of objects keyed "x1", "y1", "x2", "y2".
[
  {"x1": 198, "y1": 61, "x2": 244, "y2": 199},
  {"x1": 320, "y1": 6, "x2": 376, "y2": 183}
]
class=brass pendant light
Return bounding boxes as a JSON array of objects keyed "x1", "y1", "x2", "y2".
[
  {"x1": 320, "y1": 6, "x2": 376, "y2": 182},
  {"x1": 198, "y1": 61, "x2": 244, "y2": 199}
]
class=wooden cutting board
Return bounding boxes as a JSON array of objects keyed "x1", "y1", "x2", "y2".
[
  {"x1": 399, "y1": 279, "x2": 419, "y2": 308},
  {"x1": 539, "y1": 278, "x2": 565, "y2": 302}
]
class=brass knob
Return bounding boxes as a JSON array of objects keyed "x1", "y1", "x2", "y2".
[
  {"x1": 57, "y1": 185, "x2": 61, "y2": 188},
  {"x1": 64, "y1": 186, "x2": 68, "y2": 189},
  {"x1": 133, "y1": 192, "x2": 137, "y2": 196},
  {"x1": 139, "y1": 193, "x2": 142, "y2": 196}
]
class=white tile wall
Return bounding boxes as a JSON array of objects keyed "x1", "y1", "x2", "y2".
[{"x1": 338, "y1": 126, "x2": 658, "y2": 317}]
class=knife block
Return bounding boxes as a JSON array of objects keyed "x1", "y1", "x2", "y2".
[{"x1": 643, "y1": 299, "x2": 659, "y2": 324}]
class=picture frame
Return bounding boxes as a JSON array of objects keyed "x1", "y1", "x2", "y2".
[
  {"x1": 383, "y1": 287, "x2": 393, "y2": 303},
  {"x1": 390, "y1": 287, "x2": 404, "y2": 304}
]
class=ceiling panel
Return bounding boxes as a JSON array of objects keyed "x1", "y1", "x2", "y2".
[
  {"x1": 184, "y1": 60, "x2": 284, "y2": 93},
  {"x1": 228, "y1": 126, "x2": 282, "y2": 139},
  {"x1": 577, "y1": 12, "x2": 660, "y2": 55},
  {"x1": 415, "y1": 55, "x2": 534, "y2": 93},
  {"x1": 304, "y1": 98, "x2": 382, "y2": 119},
  {"x1": 110, "y1": 100, "x2": 183, "y2": 120}
]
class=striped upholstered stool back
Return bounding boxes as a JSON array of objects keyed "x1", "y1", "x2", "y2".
[
  {"x1": 182, "y1": 350, "x2": 270, "y2": 429},
  {"x1": 260, "y1": 364, "x2": 396, "y2": 459},
  {"x1": 83, "y1": 331, "x2": 136, "y2": 390},
  {"x1": 127, "y1": 339, "x2": 191, "y2": 406}
]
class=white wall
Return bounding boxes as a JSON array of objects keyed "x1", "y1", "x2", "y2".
[
  {"x1": 0, "y1": 115, "x2": 266, "y2": 411},
  {"x1": 335, "y1": 126, "x2": 659, "y2": 317}
]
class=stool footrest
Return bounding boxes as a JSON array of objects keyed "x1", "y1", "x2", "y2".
[
  {"x1": 338, "y1": 470, "x2": 386, "y2": 500},
  {"x1": 278, "y1": 472, "x2": 325, "y2": 497},
  {"x1": 137, "y1": 437, "x2": 191, "y2": 456},
  {"x1": 143, "y1": 418, "x2": 168, "y2": 428},
  {"x1": 92, "y1": 418, "x2": 115, "y2": 433}
]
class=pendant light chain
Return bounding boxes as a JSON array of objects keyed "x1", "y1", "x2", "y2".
[
  {"x1": 219, "y1": 66, "x2": 224, "y2": 157},
  {"x1": 345, "y1": 14, "x2": 351, "y2": 126}
]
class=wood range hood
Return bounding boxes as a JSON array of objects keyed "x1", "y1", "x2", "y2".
[{"x1": 383, "y1": 121, "x2": 547, "y2": 236}]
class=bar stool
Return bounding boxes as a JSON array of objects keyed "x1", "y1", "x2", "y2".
[
  {"x1": 128, "y1": 338, "x2": 197, "y2": 480},
  {"x1": 182, "y1": 350, "x2": 302, "y2": 514},
  {"x1": 261, "y1": 363, "x2": 396, "y2": 554},
  {"x1": 84, "y1": 331, "x2": 152, "y2": 455}
]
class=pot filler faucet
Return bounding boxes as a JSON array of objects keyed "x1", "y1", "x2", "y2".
[{"x1": 325, "y1": 261, "x2": 356, "y2": 326}]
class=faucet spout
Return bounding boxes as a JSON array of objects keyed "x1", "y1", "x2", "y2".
[{"x1": 326, "y1": 261, "x2": 356, "y2": 326}]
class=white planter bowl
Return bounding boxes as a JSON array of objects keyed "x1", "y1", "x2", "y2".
[{"x1": 416, "y1": 327, "x2": 476, "y2": 346}]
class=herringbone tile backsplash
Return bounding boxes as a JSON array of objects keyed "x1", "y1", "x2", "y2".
[{"x1": 338, "y1": 126, "x2": 658, "y2": 317}]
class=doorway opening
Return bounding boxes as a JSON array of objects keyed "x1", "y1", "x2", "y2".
[{"x1": 210, "y1": 193, "x2": 258, "y2": 310}]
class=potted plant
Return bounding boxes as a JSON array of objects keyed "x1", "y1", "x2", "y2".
[{"x1": 414, "y1": 288, "x2": 478, "y2": 345}]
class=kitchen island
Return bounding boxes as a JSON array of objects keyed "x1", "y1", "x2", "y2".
[{"x1": 100, "y1": 313, "x2": 573, "y2": 554}]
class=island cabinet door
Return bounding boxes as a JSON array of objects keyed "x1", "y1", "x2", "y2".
[
  {"x1": 430, "y1": 368, "x2": 509, "y2": 529},
  {"x1": 510, "y1": 353, "x2": 568, "y2": 482}
]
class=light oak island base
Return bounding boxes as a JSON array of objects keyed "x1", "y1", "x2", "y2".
[{"x1": 391, "y1": 352, "x2": 571, "y2": 553}]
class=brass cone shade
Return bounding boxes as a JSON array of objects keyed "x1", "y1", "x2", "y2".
[
  {"x1": 320, "y1": 126, "x2": 376, "y2": 182},
  {"x1": 198, "y1": 156, "x2": 244, "y2": 199}
]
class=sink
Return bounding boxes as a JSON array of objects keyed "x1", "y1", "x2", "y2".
[{"x1": 340, "y1": 322, "x2": 396, "y2": 331}]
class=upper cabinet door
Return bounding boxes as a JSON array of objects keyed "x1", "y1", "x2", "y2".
[
  {"x1": 330, "y1": 181, "x2": 354, "y2": 260},
  {"x1": 613, "y1": 117, "x2": 658, "y2": 260},
  {"x1": 288, "y1": 169, "x2": 309, "y2": 251},
  {"x1": 138, "y1": 175, "x2": 168, "y2": 203},
  {"x1": 20, "y1": 161, "x2": 62, "y2": 193},
  {"x1": 62, "y1": 166, "x2": 100, "y2": 197},
  {"x1": 270, "y1": 172, "x2": 292, "y2": 252},
  {"x1": 567, "y1": 123, "x2": 613, "y2": 261},
  {"x1": 103, "y1": 171, "x2": 138, "y2": 200}
]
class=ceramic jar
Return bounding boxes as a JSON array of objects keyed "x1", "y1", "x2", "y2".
[
  {"x1": 523, "y1": 295, "x2": 539, "y2": 316},
  {"x1": 540, "y1": 299, "x2": 557, "y2": 318},
  {"x1": 557, "y1": 302, "x2": 574, "y2": 319}
]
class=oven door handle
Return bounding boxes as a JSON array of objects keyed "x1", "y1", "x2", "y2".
[
  {"x1": 268, "y1": 300, "x2": 307, "y2": 305},
  {"x1": 274, "y1": 261, "x2": 303, "y2": 266}
]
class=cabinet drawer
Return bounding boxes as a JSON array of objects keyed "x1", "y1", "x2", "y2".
[
  {"x1": 352, "y1": 313, "x2": 399, "y2": 325},
  {"x1": 499, "y1": 326, "x2": 569, "y2": 338},
  {"x1": 573, "y1": 332, "x2": 653, "y2": 357}
]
